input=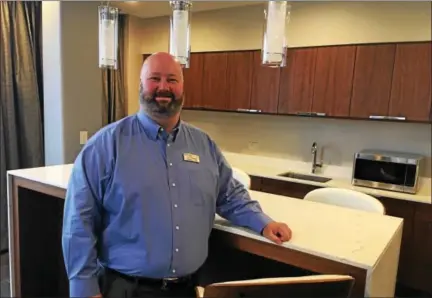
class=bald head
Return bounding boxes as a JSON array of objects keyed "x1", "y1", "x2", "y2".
[
  {"x1": 140, "y1": 52, "x2": 183, "y2": 82},
  {"x1": 139, "y1": 52, "x2": 185, "y2": 120}
]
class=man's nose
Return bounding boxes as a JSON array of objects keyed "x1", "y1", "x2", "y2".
[{"x1": 158, "y1": 80, "x2": 169, "y2": 90}]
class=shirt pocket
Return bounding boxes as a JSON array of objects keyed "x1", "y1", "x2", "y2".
[{"x1": 186, "y1": 162, "x2": 218, "y2": 207}]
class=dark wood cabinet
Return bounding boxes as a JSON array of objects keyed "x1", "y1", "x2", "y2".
[
  {"x1": 143, "y1": 41, "x2": 431, "y2": 123},
  {"x1": 226, "y1": 51, "x2": 254, "y2": 111},
  {"x1": 183, "y1": 53, "x2": 204, "y2": 108},
  {"x1": 410, "y1": 204, "x2": 432, "y2": 293},
  {"x1": 389, "y1": 42, "x2": 432, "y2": 122},
  {"x1": 311, "y1": 45, "x2": 357, "y2": 117},
  {"x1": 258, "y1": 177, "x2": 321, "y2": 199},
  {"x1": 201, "y1": 52, "x2": 228, "y2": 110},
  {"x1": 250, "y1": 51, "x2": 281, "y2": 113},
  {"x1": 350, "y1": 44, "x2": 396, "y2": 118},
  {"x1": 278, "y1": 47, "x2": 317, "y2": 115},
  {"x1": 376, "y1": 197, "x2": 416, "y2": 287}
]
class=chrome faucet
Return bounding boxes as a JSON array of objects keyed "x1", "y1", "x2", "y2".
[{"x1": 311, "y1": 142, "x2": 322, "y2": 174}]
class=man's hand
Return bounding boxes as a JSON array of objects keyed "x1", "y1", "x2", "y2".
[{"x1": 262, "y1": 221, "x2": 292, "y2": 244}]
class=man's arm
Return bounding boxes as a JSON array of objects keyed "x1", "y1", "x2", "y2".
[
  {"x1": 212, "y1": 143, "x2": 273, "y2": 235},
  {"x1": 62, "y1": 143, "x2": 105, "y2": 297}
]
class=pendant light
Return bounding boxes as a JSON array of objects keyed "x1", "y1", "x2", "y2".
[
  {"x1": 169, "y1": 1, "x2": 192, "y2": 68},
  {"x1": 98, "y1": 3, "x2": 119, "y2": 69},
  {"x1": 261, "y1": 1, "x2": 291, "y2": 67}
]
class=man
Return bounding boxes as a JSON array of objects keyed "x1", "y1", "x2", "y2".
[{"x1": 62, "y1": 52, "x2": 292, "y2": 298}]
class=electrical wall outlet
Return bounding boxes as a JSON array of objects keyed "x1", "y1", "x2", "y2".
[{"x1": 79, "y1": 131, "x2": 88, "y2": 145}]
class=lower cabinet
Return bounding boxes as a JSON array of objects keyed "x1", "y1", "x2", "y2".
[
  {"x1": 249, "y1": 175, "x2": 432, "y2": 295},
  {"x1": 250, "y1": 176, "x2": 320, "y2": 199}
]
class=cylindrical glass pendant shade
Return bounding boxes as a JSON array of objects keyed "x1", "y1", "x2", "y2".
[
  {"x1": 169, "y1": 1, "x2": 192, "y2": 68},
  {"x1": 261, "y1": 1, "x2": 291, "y2": 67},
  {"x1": 99, "y1": 5, "x2": 119, "y2": 69}
]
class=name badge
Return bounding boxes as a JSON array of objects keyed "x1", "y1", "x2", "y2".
[{"x1": 183, "y1": 153, "x2": 200, "y2": 163}]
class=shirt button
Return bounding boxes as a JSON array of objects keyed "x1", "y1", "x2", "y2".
[
  {"x1": 172, "y1": 183, "x2": 176, "y2": 187},
  {"x1": 172, "y1": 269, "x2": 176, "y2": 273},
  {"x1": 174, "y1": 204, "x2": 178, "y2": 208},
  {"x1": 175, "y1": 248, "x2": 179, "y2": 252},
  {"x1": 176, "y1": 226, "x2": 179, "y2": 230},
  {"x1": 167, "y1": 144, "x2": 171, "y2": 147},
  {"x1": 169, "y1": 163, "x2": 173, "y2": 166}
]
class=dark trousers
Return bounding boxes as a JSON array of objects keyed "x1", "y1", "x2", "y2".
[{"x1": 98, "y1": 268, "x2": 198, "y2": 298}]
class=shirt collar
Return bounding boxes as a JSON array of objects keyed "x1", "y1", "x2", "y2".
[{"x1": 137, "y1": 111, "x2": 182, "y2": 141}]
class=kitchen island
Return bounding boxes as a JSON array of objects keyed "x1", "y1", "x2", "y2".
[{"x1": 7, "y1": 164, "x2": 403, "y2": 297}]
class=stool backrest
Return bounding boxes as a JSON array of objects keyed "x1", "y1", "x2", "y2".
[
  {"x1": 196, "y1": 274, "x2": 355, "y2": 298},
  {"x1": 304, "y1": 187, "x2": 385, "y2": 214},
  {"x1": 232, "y1": 167, "x2": 251, "y2": 189}
]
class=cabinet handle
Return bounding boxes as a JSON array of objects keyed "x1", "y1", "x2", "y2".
[
  {"x1": 296, "y1": 112, "x2": 326, "y2": 117},
  {"x1": 369, "y1": 115, "x2": 406, "y2": 121},
  {"x1": 296, "y1": 112, "x2": 312, "y2": 116},
  {"x1": 387, "y1": 116, "x2": 406, "y2": 121},
  {"x1": 236, "y1": 109, "x2": 262, "y2": 113}
]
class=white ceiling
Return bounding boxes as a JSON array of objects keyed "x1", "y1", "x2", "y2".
[{"x1": 111, "y1": 1, "x2": 265, "y2": 19}]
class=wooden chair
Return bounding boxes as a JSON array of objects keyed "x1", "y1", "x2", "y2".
[{"x1": 195, "y1": 274, "x2": 355, "y2": 298}]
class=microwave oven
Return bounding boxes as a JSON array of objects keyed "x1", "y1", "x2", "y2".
[{"x1": 352, "y1": 149, "x2": 425, "y2": 194}]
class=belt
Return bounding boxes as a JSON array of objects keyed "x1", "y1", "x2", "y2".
[{"x1": 105, "y1": 267, "x2": 195, "y2": 290}]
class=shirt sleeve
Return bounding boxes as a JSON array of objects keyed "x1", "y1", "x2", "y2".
[
  {"x1": 62, "y1": 142, "x2": 106, "y2": 297},
  {"x1": 212, "y1": 143, "x2": 274, "y2": 234}
]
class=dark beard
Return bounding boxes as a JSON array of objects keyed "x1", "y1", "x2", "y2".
[{"x1": 139, "y1": 89, "x2": 183, "y2": 118}]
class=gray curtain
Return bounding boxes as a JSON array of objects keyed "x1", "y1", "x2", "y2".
[
  {"x1": 102, "y1": 13, "x2": 127, "y2": 125},
  {"x1": 0, "y1": 1, "x2": 44, "y2": 252}
]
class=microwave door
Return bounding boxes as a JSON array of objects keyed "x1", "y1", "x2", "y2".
[{"x1": 353, "y1": 159, "x2": 413, "y2": 192}]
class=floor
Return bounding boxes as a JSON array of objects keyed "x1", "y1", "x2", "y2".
[{"x1": 0, "y1": 253, "x2": 10, "y2": 297}]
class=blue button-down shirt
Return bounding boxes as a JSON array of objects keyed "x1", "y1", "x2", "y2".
[{"x1": 62, "y1": 112, "x2": 273, "y2": 297}]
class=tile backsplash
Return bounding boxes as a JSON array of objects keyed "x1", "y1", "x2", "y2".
[{"x1": 181, "y1": 110, "x2": 432, "y2": 177}]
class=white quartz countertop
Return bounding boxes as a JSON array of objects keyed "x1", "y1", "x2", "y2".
[
  {"x1": 222, "y1": 152, "x2": 432, "y2": 205},
  {"x1": 215, "y1": 190, "x2": 403, "y2": 270},
  {"x1": 7, "y1": 164, "x2": 403, "y2": 270}
]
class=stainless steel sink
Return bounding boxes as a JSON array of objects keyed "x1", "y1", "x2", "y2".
[{"x1": 278, "y1": 171, "x2": 332, "y2": 183}]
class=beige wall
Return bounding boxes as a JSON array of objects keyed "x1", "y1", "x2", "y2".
[{"x1": 125, "y1": 2, "x2": 432, "y2": 176}]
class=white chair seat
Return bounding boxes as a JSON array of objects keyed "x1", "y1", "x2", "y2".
[
  {"x1": 232, "y1": 167, "x2": 251, "y2": 189},
  {"x1": 304, "y1": 187, "x2": 385, "y2": 214}
]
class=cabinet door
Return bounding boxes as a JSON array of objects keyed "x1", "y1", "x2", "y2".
[
  {"x1": 260, "y1": 178, "x2": 321, "y2": 199},
  {"x1": 410, "y1": 204, "x2": 432, "y2": 293},
  {"x1": 377, "y1": 197, "x2": 416, "y2": 286},
  {"x1": 183, "y1": 53, "x2": 204, "y2": 108},
  {"x1": 312, "y1": 45, "x2": 356, "y2": 117},
  {"x1": 278, "y1": 48, "x2": 317, "y2": 115},
  {"x1": 226, "y1": 51, "x2": 253, "y2": 111},
  {"x1": 201, "y1": 52, "x2": 228, "y2": 110},
  {"x1": 350, "y1": 44, "x2": 396, "y2": 119},
  {"x1": 389, "y1": 42, "x2": 432, "y2": 122},
  {"x1": 250, "y1": 51, "x2": 281, "y2": 113}
]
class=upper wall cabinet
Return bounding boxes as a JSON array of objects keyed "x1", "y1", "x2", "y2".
[
  {"x1": 183, "y1": 53, "x2": 204, "y2": 109},
  {"x1": 389, "y1": 42, "x2": 432, "y2": 122},
  {"x1": 201, "y1": 52, "x2": 228, "y2": 110},
  {"x1": 350, "y1": 44, "x2": 396, "y2": 119},
  {"x1": 278, "y1": 48, "x2": 317, "y2": 115},
  {"x1": 143, "y1": 41, "x2": 432, "y2": 123},
  {"x1": 250, "y1": 51, "x2": 281, "y2": 113},
  {"x1": 226, "y1": 51, "x2": 254, "y2": 111},
  {"x1": 311, "y1": 45, "x2": 357, "y2": 117}
]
